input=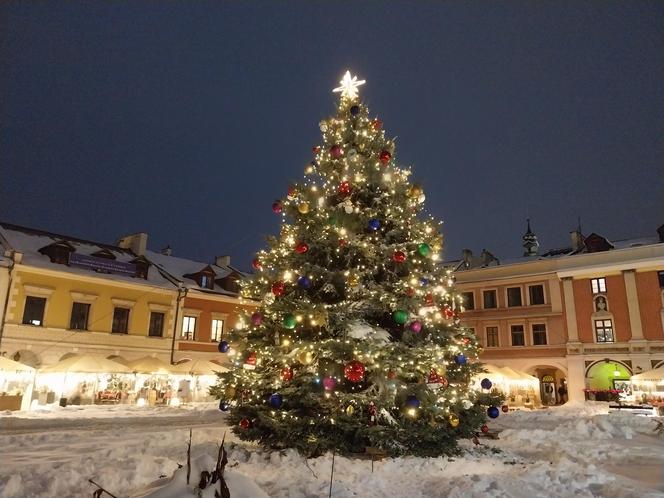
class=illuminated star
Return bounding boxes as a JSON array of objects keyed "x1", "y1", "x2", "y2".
[{"x1": 333, "y1": 71, "x2": 366, "y2": 99}]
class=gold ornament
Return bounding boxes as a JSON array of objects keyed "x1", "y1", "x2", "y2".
[
  {"x1": 449, "y1": 414, "x2": 460, "y2": 427},
  {"x1": 347, "y1": 274, "x2": 359, "y2": 287},
  {"x1": 345, "y1": 405, "x2": 355, "y2": 415},
  {"x1": 408, "y1": 184, "x2": 423, "y2": 198},
  {"x1": 225, "y1": 386, "x2": 236, "y2": 398},
  {"x1": 298, "y1": 350, "x2": 314, "y2": 365},
  {"x1": 298, "y1": 202, "x2": 310, "y2": 214}
]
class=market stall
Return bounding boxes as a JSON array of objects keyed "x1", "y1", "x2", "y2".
[
  {"x1": 127, "y1": 356, "x2": 175, "y2": 406},
  {"x1": 472, "y1": 364, "x2": 540, "y2": 408},
  {"x1": 630, "y1": 366, "x2": 664, "y2": 411},
  {"x1": 0, "y1": 356, "x2": 36, "y2": 411},
  {"x1": 170, "y1": 359, "x2": 229, "y2": 403},
  {"x1": 37, "y1": 355, "x2": 132, "y2": 407}
]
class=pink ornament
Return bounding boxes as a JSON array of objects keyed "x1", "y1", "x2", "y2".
[
  {"x1": 330, "y1": 145, "x2": 343, "y2": 158},
  {"x1": 272, "y1": 201, "x2": 282, "y2": 214},
  {"x1": 409, "y1": 320, "x2": 422, "y2": 333},
  {"x1": 323, "y1": 376, "x2": 336, "y2": 391},
  {"x1": 251, "y1": 312, "x2": 263, "y2": 326}
]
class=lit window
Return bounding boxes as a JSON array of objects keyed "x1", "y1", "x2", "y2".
[
  {"x1": 22, "y1": 296, "x2": 46, "y2": 326},
  {"x1": 591, "y1": 278, "x2": 607, "y2": 294},
  {"x1": 70, "y1": 302, "x2": 91, "y2": 330},
  {"x1": 211, "y1": 319, "x2": 224, "y2": 342},
  {"x1": 507, "y1": 287, "x2": 522, "y2": 307},
  {"x1": 510, "y1": 325, "x2": 525, "y2": 346},
  {"x1": 528, "y1": 285, "x2": 545, "y2": 305},
  {"x1": 182, "y1": 316, "x2": 196, "y2": 341},
  {"x1": 486, "y1": 326, "x2": 499, "y2": 347},
  {"x1": 532, "y1": 324, "x2": 547, "y2": 345},
  {"x1": 594, "y1": 319, "x2": 614, "y2": 343}
]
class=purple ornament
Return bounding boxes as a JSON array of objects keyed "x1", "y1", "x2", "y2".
[
  {"x1": 323, "y1": 376, "x2": 336, "y2": 391},
  {"x1": 251, "y1": 312, "x2": 263, "y2": 326},
  {"x1": 409, "y1": 321, "x2": 422, "y2": 333},
  {"x1": 480, "y1": 378, "x2": 492, "y2": 390},
  {"x1": 330, "y1": 145, "x2": 343, "y2": 159}
]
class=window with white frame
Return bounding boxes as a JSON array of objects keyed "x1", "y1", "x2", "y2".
[
  {"x1": 211, "y1": 319, "x2": 224, "y2": 342},
  {"x1": 528, "y1": 285, "x2": 545, "y2": 305},
  {"x1": 22, "y1": 296, "x2": 46, "y2": 326},
  {"x1": 594, "y1": 319, "x2": 614, "y2": 343},
  {"x1": 510, "y1": 325, "x2": 525, "y2": 346},
  {"x1": 591, "y1": 277, "x2": 607, "y2": 294},
  {"x1": 507, "y1": 287, "x2": 522, "y2": 307},
  {"x1": 532, "y1": 323, "x2": 547, "y2": 345},
  {"x1": 182, "y1": 315, "x2": 197, "y2": 341}
]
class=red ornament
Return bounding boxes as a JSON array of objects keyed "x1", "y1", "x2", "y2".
[
  {"x1": 338, "y1": 238, "x2": 347, "y2": 247},
  {"x1": 501, "y1": 405, "x2": 509, "y2": 413},
  {"x1": 330, "y1": 145, "x2": 343, "y2": 159},
  {"x1": 428, "y1": 369, "x2": 439, "y2": 383},
  {"x1": 387, "y1": 370, "x2": 397, "y2": 380},
  {"x1": 272, "y1": 201, "x2": 282, "y2": 214},
  {"x1": 245, "y1": 351, "x2": 257, "y2": 366},
  {"x1": 251, "y1": 258, "x2": 262, "y2": 271},
  {"x1": 379, "y1": 150, "x2": 391, "y2": 165},
  {"x1": 462, "y1": 337, "x2": 471, "y2": 345},
  {"x1": 424, "y1": 293, "x2": 434, "y2": 306},
  {"x1": 287, "y1": 185, "x2": 298, "y2": 200},
  {"x1": 443, "y1": 306, "x2": 454, "y2": 320},
  {"x1": 338, "y1": 181, "x2": 351, "y2": 197},
  {"x1": 272, "y1": 281, "x2": 286, "y2": 296},
  {"x1": 239, "y1": 418, "x2": 251, "y2": 430},
  {"x1": 281, "y1": 366, "x2": 293, "y2": 382},
  {"x1": 392, "y1": 250, "x2": 406, "y2": 263},
  {"x1": 344, "y1": 360, "x2": 366, "y2": 383},
  {"x1": 405, "y1": 287, "x2": 415, "y2": 297},
  {"x1": 295, "y1": 241, "x2": 309, "y2": 254},
  {"x1": 481, "y1": 424, "x2": 489, "y2": 433},
  {"x1": 313, "y1": 146, "x2": 321, "y2": 154},
  {"x1": 372, "y1": 119, "x2": 383, "y2": 131}
]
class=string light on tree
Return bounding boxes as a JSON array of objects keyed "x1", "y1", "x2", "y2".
[{"x1": 210, "y1": 70, "x2": 503, "y2": 458}]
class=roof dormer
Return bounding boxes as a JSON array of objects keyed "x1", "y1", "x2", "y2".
[
  {"x1": 184, "y1": 265, "x2": 216, "y2": 290},
  {"x1": 38, "y1": 240, "x2": 75, "y2": 265}
]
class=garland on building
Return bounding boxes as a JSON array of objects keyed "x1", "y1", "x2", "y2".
[{"x1": 211, "y1": 71, "x2": 502, "y2": 457}]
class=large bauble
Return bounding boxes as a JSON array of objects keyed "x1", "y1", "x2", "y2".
[{"x1": 344, "y1": 360, "x2": 366, "y2": 383}]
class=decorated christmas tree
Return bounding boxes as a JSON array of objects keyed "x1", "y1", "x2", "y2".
[{"x1": 211, "y1": 71, "x2": 502, "y2": 457}]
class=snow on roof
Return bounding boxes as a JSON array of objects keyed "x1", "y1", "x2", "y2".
[
  {"x1": 144, "y1": 250, "x2": 243, "y2": 296},
  {"x1": 0, "y1": 222, "x2": 173, "y2": 288}
]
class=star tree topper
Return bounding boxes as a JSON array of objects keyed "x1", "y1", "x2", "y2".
[{"x1": 333, "y1": 70, "x2": 366, "y2": 100}]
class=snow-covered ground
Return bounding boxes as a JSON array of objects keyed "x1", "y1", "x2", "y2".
[{"x1": 1, "y1": 402, "x2": 662, "y2": 498}]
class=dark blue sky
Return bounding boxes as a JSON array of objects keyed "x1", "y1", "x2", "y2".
[{"x1": 2, "y1": 2, "x2": 663, "y2": 268}]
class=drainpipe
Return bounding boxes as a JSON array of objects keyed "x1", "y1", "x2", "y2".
[
  {"x1": 0, "y1": 250, "x2": 16, "y2": 352},
  {"x1": 170, "y1": 285, "x2": 188, "y2": 365}
]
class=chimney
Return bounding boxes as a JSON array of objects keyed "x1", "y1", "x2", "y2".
[
  {"x1": 215, "y1": 255, "x2": 231, "y2": 267},
  {"x1": 461, "y1": 249, "x2": 473, "y2": 268},
  {"x1": 658, "y1": 224, "x2": 664, "y2": 243},
  {"x1": 161, "y1": 245, "x2": 172, "y2": 256},
  {"x1": 116, "y1": 232, "x2": 148, "y2": 256}
]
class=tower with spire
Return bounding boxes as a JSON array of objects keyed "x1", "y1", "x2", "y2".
[{"x1": 522, "y1": 218, "x2": 539, "y2": 256}]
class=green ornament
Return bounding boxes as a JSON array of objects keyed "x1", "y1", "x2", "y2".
[
  {"x1": 282, "y1": 313, "x2": 297, "y2": 329},
  {"x1": 418, "y1": 243, "x2": 431, "y2": 257},
  {"x1": 327, "y1": 215, "x2": 338, "y2": 226},
  {"x1": 393, "y1": 310, "x2": 409, "y2": 325}
]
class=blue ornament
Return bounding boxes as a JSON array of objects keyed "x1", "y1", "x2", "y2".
[
  {"x1": 405, "y1": 395, "x2": 420, "y2": 409},
  {"x1": 218, "y1": 400, "x2": 230, "y2": 412},
  {"x1": 455, "y1": 354, "x2": 467, "y2": 365},
  {"x1": 350, "y1": 105, "x2": 360, "y2": 116},
  {"x1": 419, "y1": 277, "x2": 429, "y2": 287},
  {"x1": 480, "y1": 378, "x2": 492, "y2": 390},
  {"x1": 487, "y1": 406, "x2": 500, "y2": 419},
  {"x1": 297, "y1": 275, "x2": 311, "y2": 288},
  {"x1": 368, "y1": 218, "x2": 381, "y2": 231},
  {"x1": 218, "y1": 340, "x2": 230, "y2": 353},
  {"x1": 269, "y1": 393, "x2": 283, "y2": 408}
]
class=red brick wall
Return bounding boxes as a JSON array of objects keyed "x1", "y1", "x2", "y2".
[{"x1": 636, "y1": 271, "x2": 664, "y2": 340}]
